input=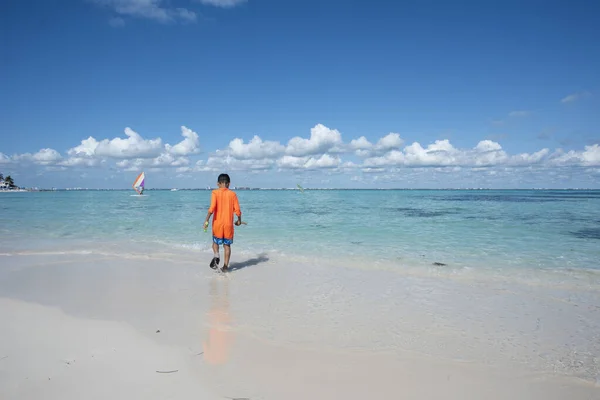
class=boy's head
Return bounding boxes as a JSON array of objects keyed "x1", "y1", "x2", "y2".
[{"x1": 217, "y1": 173, "x2": 231, "y2": 188}]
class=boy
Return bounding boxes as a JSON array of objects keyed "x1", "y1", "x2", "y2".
[{"x1": 204, "y1": 173, "x2": 242, "y2": 272}]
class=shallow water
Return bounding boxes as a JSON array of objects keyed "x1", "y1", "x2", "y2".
[{"x1": 1, "y1": 189, "x2": 599, "y2": 273}]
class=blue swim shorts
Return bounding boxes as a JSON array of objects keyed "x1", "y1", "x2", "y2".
[{"x1": 213, "y1": 236, "x2": 233, "y2": 245}]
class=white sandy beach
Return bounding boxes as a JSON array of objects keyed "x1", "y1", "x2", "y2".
[{"x1": 1, "y1": 246, "x2": 599, "y2": 400}]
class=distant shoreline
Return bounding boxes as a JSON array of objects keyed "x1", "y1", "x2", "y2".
[{"x1": 3, "y1": 188, "x2": 599, "y2": 192}]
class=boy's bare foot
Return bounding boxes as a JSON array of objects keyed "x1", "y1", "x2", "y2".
[{"x1": 220, "y1": 265, "x2": 229, "y2": 272}]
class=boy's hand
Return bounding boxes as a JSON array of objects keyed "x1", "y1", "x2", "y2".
[{"x1": 235, "y1": 219, "x2": 241, "y2": 226}]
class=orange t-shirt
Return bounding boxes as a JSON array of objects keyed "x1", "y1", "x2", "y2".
[{"x1": 208, "y1": 188, "x2": 241, "y2": 240}]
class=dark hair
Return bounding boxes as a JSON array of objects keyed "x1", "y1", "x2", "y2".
[{"x1": 218, "y1": 173, "x2": 231, "y2": 184}]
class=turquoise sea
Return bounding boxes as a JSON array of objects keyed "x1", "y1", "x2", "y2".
[
  {"x1": 1, "y1": 189, "x2": 599, "y2": 274},
  {"x1": 2, "y1": 189, "x2": 600, "y2": 384}
]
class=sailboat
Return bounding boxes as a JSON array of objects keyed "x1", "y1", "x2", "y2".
[{"x1": 132, "y1": 172, "x2": 146, "y2": 195}]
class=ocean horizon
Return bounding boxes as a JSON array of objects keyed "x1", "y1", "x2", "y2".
[{"x1": 7, "y1": 187, "x2": 600, "y2": 191}]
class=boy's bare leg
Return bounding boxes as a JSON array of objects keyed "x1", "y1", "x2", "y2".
[
  {"x1": 222, "y1": 244, "x2": 231, "y2": 270},
  {"x1": 210, "y1": 242, "x2": 220, "y2": 269}
]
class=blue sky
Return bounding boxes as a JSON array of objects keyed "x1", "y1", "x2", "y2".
[{"x1": 1, "y1": 0, "x2": 599, "y2": 189}]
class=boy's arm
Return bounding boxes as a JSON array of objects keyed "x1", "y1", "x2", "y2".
[
  {"x1": 234, "y1": 194, "x2": 242, "y2": 224},
  {"x1": 204, "y1": 210, "x2": 213, "y2": 225},
  {"x1": 205, "y1": 191, "x2": 217, "y2": 225}
]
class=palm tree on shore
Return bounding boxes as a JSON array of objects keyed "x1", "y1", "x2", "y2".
[{"x1": 4, "y1": 175, "x2": 15, "y2": 188}]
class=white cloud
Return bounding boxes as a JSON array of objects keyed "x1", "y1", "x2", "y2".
[
  {"x1": 509, "y1": 149, "x2": 550, "y2": 166},
  {"x1": 548, "y1": 144, "x2": 600, "y2": 167},
  {"x1": 67, "y1": 128, "x2": 163, "y2": 159},
  {"x1": 165, "y1": 126, "x2": 200, "y2": 156},
  {"x1": 216, "y1": 126, "x2": 398, "y2": 167},
  {"x1": 96, "y1": 127, "x2": 163, "y2": 159},
  {"x1": 277, "y1": 154, "x2": 341, "y2": 170},
  {"x1": 377, "y1": 133, "x2": 404, "y2": 152},
  {"x1": 275, "y1": 155, "x2": 307, "y2": 170},
  {"x1": 362, "y1": 167, "x2": 386, "y2": 173},
  {"x1": 350, "y1": 133, "x2": 404, "y2": 157},
  {"x1": 32, "y1": 149, "x2": 63, "y2": 165},
  {"x1": 349, "y1": 136, "x2": 371, "y2": 150},
  {"x1": 362, "y1": 138, "x2": 600, "y2": 170},
  {"x1": 116, "y1": 153, "x2": 190, "y2": 172},
  {"x1": 581, "y1": 144, "x2": 600, "y2": 165},
  {"x1": 285, "y1": 124, "x2": 343, "y2": 157},
  {"x1": 67, "y1": 126, "x2": 198, "y2": 162},
  {"x1": 336, "y1": 161, "x2": 358, "y2": 173},
  {"x1": 59, "y1": 157, "x2": 103, "y2": 168},
  {"x1": 91, "y1": 0, "x2": 197, "y2": 24},
  {"x1": 11, "y1": 148, "x2": 63, "y2": 166},
  {"x1": 561, "y1": 91, "x2": 591, "y2": 104},
  {"x1": 403, "y1": 140, "x2": 462, "y2": 166},
  {"x1": 195, "y1": 0, "x2": 247, "y2": 7},
  {"x1": 363, "y1": 150, "x2": 405, "y2": 167},
  {"x1": 305, "y1": 154, "x2": 340, "y2": 169},
  {"x1": 471, "y1": 140, "x2": 508, "y2": 166},
  {"x1": 4, "y1": 123, "x2": 600, "y2": 189},
  {"x1": 13, "y1": 126, "x2": 197, "y2": 172},
  {"x1": 228, "y1": 135, "x2": 285, "y2": 160},
  {"x1": 474, "y1": 140, "x2": 502, "y2": 152},
  {"x1": 365, "y1": 139, "x2": 512, "y2": 168},
  {"x1": 0, "y1": 153, "x2": 12, "y2": 164},
  {"x1": 152, "y1": 153, "x2": 189, "y2": 167},
  {"x1": 68, "y1": 137, "x2": 100, "y2": 157},
  {"x1": 197, "y1": 155, "x2": 275, "y2": 172},
  {"x1": 63, "y1": 137, "x2": 105, "y2": 167}
]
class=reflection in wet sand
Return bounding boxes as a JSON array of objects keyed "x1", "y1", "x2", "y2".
[{"x1": 202, "y1": 277, "x2": 233, "y2": 365}]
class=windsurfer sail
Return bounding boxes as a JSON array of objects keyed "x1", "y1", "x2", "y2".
[
  {"x1": 297, "y1": 183, "x2": 305, "y2": 193},
  {"x1": 133, "y1": 172, "x2": 145, "y2": 195}
]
